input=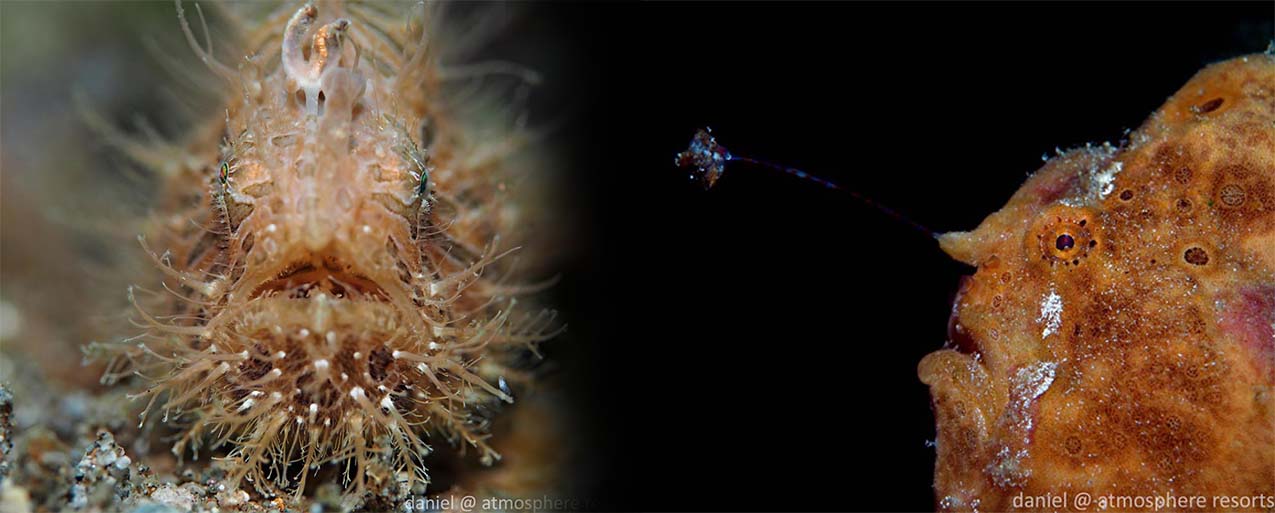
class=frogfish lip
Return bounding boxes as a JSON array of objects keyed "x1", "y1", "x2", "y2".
[
  {"x1": 946, "y1": 275, "x2": 981, "y2": 358},
  {"x1": 248, "y1": 255, "x2": 391, "y2": 302}
]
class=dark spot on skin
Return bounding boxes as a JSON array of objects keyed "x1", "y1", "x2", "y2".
[
  {"x1": 1088, "y1": 239, "x2": 1097, "y2": 248},
  {"x1": 1193, "y1": 97, "x2": 1224, "y2": 114},
  {"x1": 1184, "y1": 247, "x2": 1209, "y2": 266},
  {"x1": 239, "y1": 357, "x2": 272, "y2": 382},
  {"x1": 1119, "y1": 189, "x2": 1134, "y2": 201},
  {"x1": 1174, "y1": 166, "x2": 1193, "y2": 185},
  {"x1": 368, "y1": 346, "x2": 395, "y2": 382},
  {"x1": 1219, "y1": 184, "x2": 1246, "y2": 208},
  {"x1": 1065, "y1": 435, "x2": 1083, "y2": 455},
  {"x1": 1176, "y1": 198, "x2": 1193, "y2": 213},
  {"x1": 1056, "y1": 234, "x2": 1076, "y2": 251}
]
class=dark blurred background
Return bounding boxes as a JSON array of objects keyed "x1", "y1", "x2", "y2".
[{"x1": 3, "y1": 2, "x2": 1272, "y2": 512}]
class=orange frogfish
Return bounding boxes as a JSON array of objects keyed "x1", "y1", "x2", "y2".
[{"x1": 920, "y1": 53, "x2": 1275, "y2": 511}]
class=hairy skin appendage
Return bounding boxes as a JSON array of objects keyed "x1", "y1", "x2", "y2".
[{"x1": 85, "y1": 1, "x2": 561, "y2": 503}]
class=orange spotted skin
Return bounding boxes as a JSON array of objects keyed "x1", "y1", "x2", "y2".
[{"x1": 920, "y1": 54, "x2": 1275, "y2": 511}]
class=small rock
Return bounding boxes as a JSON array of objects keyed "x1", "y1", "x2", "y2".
[
  {"x1": 128, "y1": 501, "x2": 182, "y2": 513},
  {"x1": 216, "y1": 488, "x2": 250, "y2": 507},
  {"x1": 150, "y1": 484, "x2": 195, "y2": 510}
]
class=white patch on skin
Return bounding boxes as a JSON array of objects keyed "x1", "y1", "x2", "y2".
[
  {"x1": 1093, "y1": 161, "x2": 1123, "y2": 198},
  {"x1": 1015, "y1": 362, "x2": 1058, "y2": 420},
  {"x1": 380, "y1": 395, "x2": 394, "y2": 410},
  {"x1": 238, "y1": 398, "x2": 255, "y2": 412},
  {"x1": 1058, "y1": 195, "x2": 1086, "y2": 208},
  {"x1": 314, "y1": 359, "x2": 330, "y2": 370},
  {"x1": 1012, "y1": 362, "x2": 1057, "y2": 436},
  {"x1": 989, "y1": 361, "x2": 1058, "y2": 488},
  {"x1": 1038, "y1": 287, "x2": 1064, "y2": 339},
  {"x1": 350, "y1": 387, "x2": 366, "y2": 401}
]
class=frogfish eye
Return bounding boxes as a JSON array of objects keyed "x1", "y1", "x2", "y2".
[
  {"x1": 1055, "y1": 233, "x2": 1076, "y2": 251},
  {"x1": 1025, "y1": 206, "x2": 1100, "y2": 270}
]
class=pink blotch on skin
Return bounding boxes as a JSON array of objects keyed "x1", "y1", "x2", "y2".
[
  {"x1": 1030, "y1": 168, "x2": 1081, "y2": 204},
  {"x1": 1219, "y1": 286, "x2": 1275, "y2": 383}
]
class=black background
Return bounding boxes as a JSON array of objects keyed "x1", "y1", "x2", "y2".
[{"x1": 529, "y1": 2, "x2": 1274, "y2": 511}]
